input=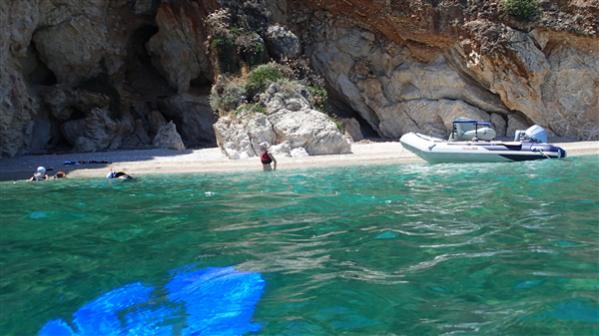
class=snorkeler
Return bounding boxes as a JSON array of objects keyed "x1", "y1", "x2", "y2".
[
  {"x1": 29, "y1": 166, "x2": 48, "y2": 182},
  {"x1": 53, "y1": 171, "x2": 67, "y2": 179},
  {"x1": 259, "y1": 142, "x2": 277, "y2": 171},
  {"x1": 106, "y1": 167, "x2": 134, "y2": 180}
]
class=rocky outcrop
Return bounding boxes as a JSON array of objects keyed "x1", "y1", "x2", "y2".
[
  {"x1": 265, "y1": 25, "x2": 301, "y2": 60},
  {"x1": 153, "y1": 121, "x2": 186, "y2": 150},
  {"x1": 214, "y1": 82, "x2": 351, "y2": 159}
]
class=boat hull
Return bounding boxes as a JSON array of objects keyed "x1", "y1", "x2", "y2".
[{"x1": 400, "y1": 133, "x2": 566, "y2": 164}]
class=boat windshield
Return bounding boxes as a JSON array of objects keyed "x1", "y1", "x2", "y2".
[
  {"x1": 452, "y1": 120, "x2": 492, "y2": 128},
  {"x1": 450, "y1": 119, "x2": 495, "y2": 141}
]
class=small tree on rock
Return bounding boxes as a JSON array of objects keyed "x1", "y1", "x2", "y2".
[{"x1": 503, "y1": 0, "x2": 538, "y2": 20}]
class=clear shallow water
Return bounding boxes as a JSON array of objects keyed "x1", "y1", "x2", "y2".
[{"x1": 1, "y1": 156, "x2": 598, "y2": 335}]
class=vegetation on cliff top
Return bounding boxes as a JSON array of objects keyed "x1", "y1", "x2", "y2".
[
  {"x1": 503, "y1": 0, "x2": 538, "y2": 20},
  {"x1": 205, "y1": 4, "x2": 334, "y2": 119}
]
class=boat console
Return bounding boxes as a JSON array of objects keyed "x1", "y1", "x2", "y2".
[{"x1": 449, "y1": 118, "x2": 496, "y2": 142}]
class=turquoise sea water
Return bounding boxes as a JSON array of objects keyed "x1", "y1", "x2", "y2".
[{"x1": 1, "y1": 156, "x2": 598, "y2": 335}]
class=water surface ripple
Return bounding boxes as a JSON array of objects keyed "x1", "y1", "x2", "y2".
[{"x1": 1, "y1": 156, "x2": 598, "y2": 335}]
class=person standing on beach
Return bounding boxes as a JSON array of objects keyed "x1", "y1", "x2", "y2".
[{"x1": 259, "y1": 142, "x2": 277, "y2": 171}]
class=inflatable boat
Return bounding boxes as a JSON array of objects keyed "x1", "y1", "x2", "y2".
[{"x1": 400, "y1": 119, "x2": 566, "y2": 164}]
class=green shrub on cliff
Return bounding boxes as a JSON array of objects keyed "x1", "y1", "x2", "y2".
[
  {"x1": 210, "y1": 77, "x2": 247, "y2": 115},
  {"x1": 308, "y1": 85, "x2": 328, "y2": 112},
  {"x1": 207, "y1": 9, "x2": 240, "y2": 74},
  {"x1": 503, "y1": 0, "x2": 538, "y2": 20},
  {"x1": 235, "y1": 103, "x2": 266, "y2": 115},
  {"x1": 236, "y1": 32, "x2": 267, "y2": 67},
  {"x1": 245, "y1": 63, "x2": 286, "y2": 99},
  {"x1": 211, "y1": 36, "x2": 240, "y2": 74}
]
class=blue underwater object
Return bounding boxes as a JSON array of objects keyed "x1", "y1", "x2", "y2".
[{"x1": 39, "y1": 266, "x2": 265, "y2": 336}]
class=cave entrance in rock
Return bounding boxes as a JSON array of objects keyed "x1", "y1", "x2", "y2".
[
  {"x1": 21, "y1": 42, "x2": 70, "y2": 154},
  {"x1": 125, "y1": 24, "x2": 175, "y2": 98},
  {"x1": 327, "y1": 86, "x2": 379, "y2": 140},
  {"x1": 22, "y1": 43, "x2": 58, "y2": 86},
  {"x1": 125, "y1": 24, "x2": 217, "y2": 149}
]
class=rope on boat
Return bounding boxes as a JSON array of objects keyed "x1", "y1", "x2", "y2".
[{"x1": 539, "y1": 149, "x2": 552, "y2": 159}]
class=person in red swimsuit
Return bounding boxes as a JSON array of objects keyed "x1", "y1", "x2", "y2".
[{"x1": 259, "y1": 142, "x2": 277, "y2": 171}]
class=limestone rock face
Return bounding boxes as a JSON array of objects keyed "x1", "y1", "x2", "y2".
[
  {"x1": 153, "y1": 121, "x2": 185, "y2": 150},
  {"x1": 0, "y1": 0, "x2": 218, "y2": 157},
  {"x1": 214, "y1": 82, "x2": 350, "y2": 159},
  {"x1": 62, "y1": 108, "x2": 126, "y2": 152},
  {"x1": 541, "y1": 41, "x2": 599, "y2": 139},
  {"x1": 1, "y1": 0, "x2": 40, "y2": 157},
  {"x1": 310, "y1": 23, "x2": 508, "y2": 139},
  {"x1": 300, "y1": 2, "x2": 599, "y2": 140},
  {"x1": 147, "y1": 2, "x2": 213, "y2": 93},
  {"x1": 41, "y1": 87, "x2": 111, "y2": 121},
  {"x1": 33, "y1": 16, "x2": 110, "y2": 85}
]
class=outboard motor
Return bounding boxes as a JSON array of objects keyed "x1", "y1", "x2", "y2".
[{"x1": 524, "y1": 125, "x2": 548, "y2": 143}]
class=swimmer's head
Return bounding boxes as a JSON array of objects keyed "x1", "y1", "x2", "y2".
[{"x1": 36, "y1": 166, "x2": 46, "y2": 175}]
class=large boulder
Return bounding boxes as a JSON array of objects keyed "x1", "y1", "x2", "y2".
[
  {"x1": 214, "y1": 82, "x2": 350, "y2": 159},
  {"x1": 269, "y1": 109, "x2": 351, "y2": 155},
  {"x1": 153, "y1": 121, "x2": 185, "y2": 150},
  {"x1": 265, "y1": 24, "x2": 301, "y2": 59}
]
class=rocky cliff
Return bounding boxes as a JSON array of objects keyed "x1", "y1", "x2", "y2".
[{"x1": 1, "y1": 0, "x2": 597, "y2": 158}]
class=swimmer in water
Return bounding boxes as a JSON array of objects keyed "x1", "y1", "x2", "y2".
[
  {"x1": 106, "y1": 167, "x2": 134, "y2": 180},
  {"x1": 259, "y1": 142, "x2": 277, "y2": 171},
  {"x1": 29, "y1": 166, "x2": 48, "y2": 182},
  {"x1": 53, "y1": 171, "x2": 67, "y2": 179}
]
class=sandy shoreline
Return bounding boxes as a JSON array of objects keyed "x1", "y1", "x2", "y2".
[{"x1": 0, "y1": 141, "x2": 597, "y2": 181}]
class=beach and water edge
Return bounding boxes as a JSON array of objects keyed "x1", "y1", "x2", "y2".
[{"x1": 0, "y1": 141, "x2": 597, "y2": 182}]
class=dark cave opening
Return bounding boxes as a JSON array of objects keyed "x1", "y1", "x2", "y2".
[
  {"x1": 78, "y1": 73, "x2": 122, "y2": 116},
  {"x1": 21, "y1": 43, "x2": 58, "y2": 86},
  {"x1": 327, "y1": 85, "x2": 380, "y2": 140},
  {"x1": 125, "y1": 24, "x2": 175, "y2": 97}
]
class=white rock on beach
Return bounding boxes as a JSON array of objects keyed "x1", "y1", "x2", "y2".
[
  {"x1": 153, "y1": 121, "x2": 185, "y2": 151},
  {"x1": 214, "y1": 82, "x2": 351, "y2": 159}
]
